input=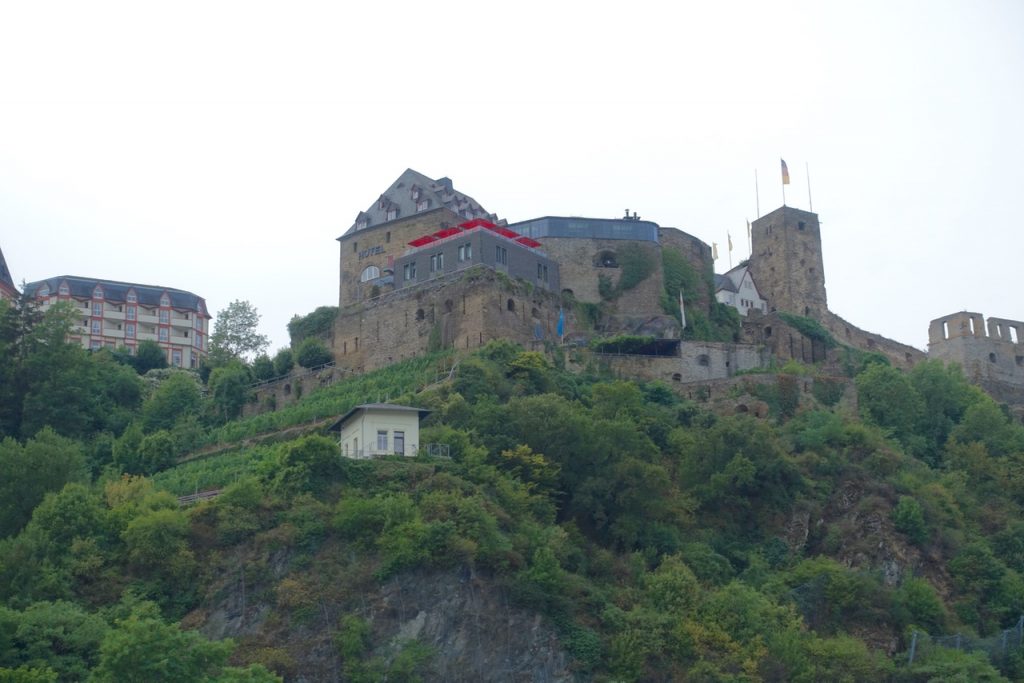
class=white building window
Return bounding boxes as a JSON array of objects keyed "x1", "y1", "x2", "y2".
[
  {"x1": 39, "y1": 286, "x2": 50, "y2": 296},
  {"x1": 394, "y1": 431, "x2": 405, "y2": 455},
  {"x1": 160, "y1": 294, "x2": 170, "y2": 306},
  {"x1": 93, "y1": 286, "x2": 103, "y2": 299},
  {"x1": 386, "y1": 208, "x2": 398, "y2": 221},
  {"x1": 58, "y1": 284, "x2": 69, "y2": 295},
  {"x1": 126, "y1": 291, "x2": 137, "y2": 303},
  {"x1": 92, "y1": 302, "x2": 103, "y2": 316},
  {"x1": 430, "y1": 253, "x2": 444, "y2": 272},
  {"x1": 127, "y1": 306, "x2": 136, "y2": 321},
  {"x1": 172, "y1": 350, "x2": 182, "y2": 366},
  {"x1": 496, "y1": 246, "x2": 508, "y2": 265},
  {"x1": 403, "y1": 262, "x2": 417, "y2": 281},
  {"x1": 360, "y1": 265, "x2": 380, "y2": 282},
  {"x1": 159, "y1": 310, "x2": 169, "y2": 323},
  {"x1": 126, "y1": 323, "x2": 135, "y2": 337},
  {"x1": 376, "y1": 430, "x2": 388, "y2": 452},
  {"x1": 417, "y1": 199, "x2": 429, "y2": 212},
  {"x1": 458, "y1": 243, "x2": 472, "y2": 261},
  {"x1": 91, "y1": 320, "x2": 101, "y2": 334},
  {"x1": 90, "y1": 340, "x2": 102, "y2": 350},
  {"x1": 159, "y1": 328, "x2": 168, "y2": 342}
]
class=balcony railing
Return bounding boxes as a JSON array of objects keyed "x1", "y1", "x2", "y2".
[{"x1": 345, "y1": 445, "x2": 417, "y2": 459}]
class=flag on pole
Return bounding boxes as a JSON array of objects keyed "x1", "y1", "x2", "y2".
[
  {"x1": 728, "y1": 232, "x2": 733, "y2": 252},
  {"x1": 556, "y1": 307, "x2": 565, "y2": 340},
  {"x1": 712, "y1": 242, "x2": 719, "y2": 260},
  {"x1": 679, "y1": 291, "x2": 687, "y2": 330},
  {"x1": 781, "y1": 159, "x2": 791, "y2": 185},
  {"x1": 746, "y1": 219, "x2": 751, "y2": 241}
]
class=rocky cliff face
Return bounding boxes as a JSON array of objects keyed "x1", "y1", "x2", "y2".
[{"x1": 191, "y1": 552, "x2": 573, "y2": 683}]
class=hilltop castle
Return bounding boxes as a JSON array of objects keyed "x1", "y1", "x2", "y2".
[{"x1": 319, "y1": 169, "x2": 1023, "y2": 407}]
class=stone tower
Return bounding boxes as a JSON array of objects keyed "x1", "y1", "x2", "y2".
[{"x1": 748, "y1": 206, "x2": 827, "y2": 319}]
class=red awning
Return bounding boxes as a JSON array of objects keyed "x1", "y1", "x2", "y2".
[
  {"x1": 459, "y1": 218, "x2": 496, "y2": 230},
  {"x1": 407, "y1": 235, "x2": 437, "y2": 247},
  {"x1": 433, "y1": 227, "x2": 462, "y2": 239},
  {"x1": 515, "y1": 236, "x2": 542, "y2": 248}
]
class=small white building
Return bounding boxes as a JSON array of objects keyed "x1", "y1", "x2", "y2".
[
  {"x1": 714, "y1": 264, "x2": 767, "y2": 317},
  {"x1": 327, "y1": 403, "x2": 430, "y2": 459}
]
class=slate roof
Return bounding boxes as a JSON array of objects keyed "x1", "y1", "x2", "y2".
[
  {"x1": 23, "y1": 275, "x2": 208, "y2": 313},
  {"x1": 342, "y1": 169, "x2": 498, "y2": 236},
  {"x1": 326, "y1": 403, "x2": 431, "y2": 432},
  {"x1": 714, "y1": 264, "x2": 752, "y2": 294},
  {"x1": 0, "y1": 245, "x2": 16, "y2": 295}
]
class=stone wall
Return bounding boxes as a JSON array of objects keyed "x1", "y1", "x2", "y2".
[
  {"x1": 658, "y1": 226, "x2": 715, "y2": 311},
  {"x1": 928, "y1": 311, "x2": 1024, "y2": 404},
  {"x1": 332, "y1": 267, "x2": 565, "y2": 373},
  {"x1": 822, "y1": 311, "x2": 925, "y2": 370},
  {"x1": 592, "y1": 341, "x2": 769, "y2": 385},
  {"x1": 536, "y1": 237, "x2": 665, "y2": 317}
]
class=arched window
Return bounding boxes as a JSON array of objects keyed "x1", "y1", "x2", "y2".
[
  {"x1": 507, "y1": 298, "x2": 516, "y2": 312},
  {"x1": 360, "y1": 265, "x2": 380, "y2": 282},
  {"x1": 595, "y1": 250, "x2": 618, "y2": 268}
]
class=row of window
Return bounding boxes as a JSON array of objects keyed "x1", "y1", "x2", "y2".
[{"x1": 345, "y1": 430, "x2": 407, "y2": 456}]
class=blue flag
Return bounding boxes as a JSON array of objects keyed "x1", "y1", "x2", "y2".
[{"x1": 557, "y1": 308, "x2": 565, "y2": 338}]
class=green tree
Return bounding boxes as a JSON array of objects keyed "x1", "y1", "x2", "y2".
[
  {"x1": 209, "y1": 300, "x2": 269, "y2": 362},
  {"x1": 141, "y1": 372, "x2": 202, "y2": 432},
  {"x1": 271, "y1": 348, "x2": 294, "y2": 377},
  {"x1": 89, "y1": 602, "x2": 280, "y2": 683},
  {"x1": 208, "y1": 362, "x2": 252, "y2": 423},
  {"x1": 132, "y1": 341, "x2": 168, "y2": 374},
  {"x1": 855, "y1": 364, "x2": 925, "y2": 455},
  {"x1": 251, "y1": 354, "x2": 275, "y2": 382},
  {"x1": 294, "y1": 338, "x2": 332, "y2": 369},
  {"x1": 0, "y1": 429, "x2": 88, "y2": 538},
  {"x1": 287, "y1": 306, "x2": 337, "y2": 345}
]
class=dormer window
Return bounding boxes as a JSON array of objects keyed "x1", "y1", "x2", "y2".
[
  {"x1": 160, "y1": 294, "x2": 170, "y2": 307},
  {"x1": 386, "y1": 208, "x2": 398, "y2": 221},
  {"x1": 58, "y1": 283, "x2": 69, "y2": 295},
  {"x1": 93, "y1": 286, "x2": 103, "y2": 299},
  {"x1": 39, "y1": 285, "x2": 50, "y2": 297},
  {"x1": 356, "y1": 220, "x2": 368, "y2": 230},
  {"x1": 126, "y1": 291, "x2": 137, "y2": 303},
  {"x1": 417, "y1": 199, "x2": 430, "y2": 212}
]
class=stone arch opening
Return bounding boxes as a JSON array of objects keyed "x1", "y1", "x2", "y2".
[
  {"x1": 444, "y1": 299, "x2": 454, "y2": 313},
  {"x1": 507, "y1": 298, "x2": 516, "y2": 312},
  {"x1": 764, "y1": 326, "x2": 772, "y2": 338},
  {"x1": 531, "y1": 307, "x2": 540, "y2": 319},
  {"x1": 283, "y1": 384, "x2": 291, "y2": 396},
  {"x1": 415, "y1": 308, "x2": 425, "y2": 321},
  {"x1": 698, "y1": 354, "x2": 711, "y2": 367},
  {"x1": 736, "y1": 404, "x2": 749, "y2": 413},
  {"x1": 562, "y1": 288, "x2": 574, "y2": 298},
  {"x1": 672, "y1": 372, "x2": 682, "y2": 382},
  {"x1": 989, "y1": 352, "x2": 997, "y2": 363},
  {"x1": 594, "y1": 250, "x2": 619, "y2": 268}
]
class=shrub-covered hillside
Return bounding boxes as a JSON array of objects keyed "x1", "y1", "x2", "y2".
[{"x1": 1, "y1": 298, "x2": 1024, "y2": 681}]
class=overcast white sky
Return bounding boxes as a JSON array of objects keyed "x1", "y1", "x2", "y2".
[{"x1": 1, "y1": 0, "x2": 1021, "y2": 353}]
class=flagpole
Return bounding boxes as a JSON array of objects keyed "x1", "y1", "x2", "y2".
[
  {"x1": 806, "y1": 162, "x2": 813, "y2": 212},
  {"x1": 754, "y1": 169, "x2": 760, "y2": 218}
]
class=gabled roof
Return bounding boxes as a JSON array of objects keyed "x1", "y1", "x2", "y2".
[
  {"x1": 0, "y1": 245, "x2": 16, "y2": 297},
  {"x1": 714, "y1": 264, "x2": 756, "y2": 294},
  {"x1": 326, "y1": 403, "x2": 431, "y2": 432},
  {"x1": 23, "y1": 276, "x2": 208, "y2": 313},
  {"x1": 342, "y1": 169, "x2": 498, "y2": 236}
]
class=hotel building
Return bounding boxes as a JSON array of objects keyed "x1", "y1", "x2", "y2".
[{"x1": 24, "y1": 276, "x2": 210, "y2": 368}]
